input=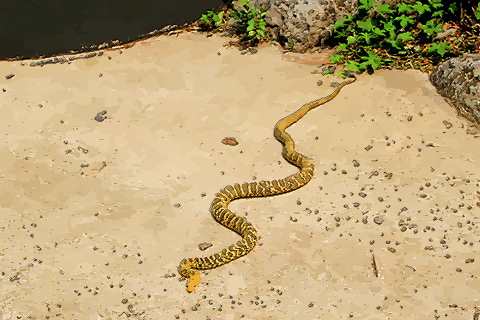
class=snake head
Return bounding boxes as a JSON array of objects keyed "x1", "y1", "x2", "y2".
[
  {"x1": 178, "y1": 258, "x2": 201, "y2": 293},
  {"x1": 178, "y1": 258, "x2": 193, "y2": 277}
]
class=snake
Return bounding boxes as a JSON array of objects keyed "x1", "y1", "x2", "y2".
[{"x1": 178, "y1": 76, "x2": 356, "y2": 293}]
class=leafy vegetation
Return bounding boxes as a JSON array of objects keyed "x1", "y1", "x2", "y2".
[
  {"x1": 197, "y1": 0, "x2": 478, "y2": 74},
  {"x1": 230, "y1": 0, "x2": 268, "y2": 42},
  {"x1": 197, "y1": 0, "x2": 268, "y2": 44},
  {"x1": 199, "y1": 10, "x2": 225, "y2": 30},
  {"x1": 329, "y1": 0, "x2": 480, "y2": 74}
]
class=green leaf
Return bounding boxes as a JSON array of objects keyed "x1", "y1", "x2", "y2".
[
  {"x1": 329, "y1": 54, "x2": 344, "y2": 64},
  {"x1": 372, "y1": 27, "x2": 386, "y2": 37},
  {"x1": 382, "y1": 20, "x2": 396, "y2": 33},
  {"x1": 428, "y1": 42, "x2": 450, "y2": 57},
  {"x1": 420, "y1": 19, "x2": 443, "y2": 37},
  {"x1": 428, "y1": 0, "x2": 443, "y2": 9},
  {"x1": 397, "y1": 3, "x2": 414, "y2": 14},
  {"x1": 347, "y1": 35, "x2": 358, "y2": 45},
  {"x1": 360, "y1": 51, "x2": 383, "y2": 70},
  {"x1": 412, "y1": 1, "x2": 431, "y2": 15},
  {"x1": 356, "y1": 18, "x2": 374, "y2": 31},
  {"x1": 334, "y1": 15, "x2": 353, "y2": 30},
  {"x1": 337, "y1": 70, "x2": 349, "y2": 78},
  {"x1": 385, "y1": 38, "x2": 402, "y2": 50},
  {"x1": 199, "y1": 10, "x2": 225, "y2": 29},
  {"x1": 256, "y1": 29, "x2": 265, "y2": 39},
  {"x1": 375, "y1": 3, "x2": 393, "y2": 16},
  {"x1": 431, "y1": 10, "x2": 444, "y2": 18},
  {"x1": 360, "y1": 32, "x2": 373, "y2": 44},
  {"x1": 345, "y1": 60, "x2": 364, "y2": 73},
  {"x1": 388, "y1": 30, "x2": 397, "y2": 40},
  {"x1": 475, "y1": 4, "x2": 480, "y2": 20},
  {"x1": 336, "y1": 43, "x2": 348, "y2": 52},
  {"x1": 395, "y1": 15, "x2": 414, "y2": 28},
  {"x1": 447, "y1": 3, "x2": 457, "y2": 14},
  {"x1": 200, "y1": 14, "x2": 210, "y2": 24},
  {"x1": 397, "y1": 31, "x2": 414, "y2": 42},
  {"x1": 247, "y1": 19, "x2": 255, "y2": 32},
  {"x1": 213, "y1": 12, "x2": 224, "y2": 26},
  {"x1": 335, "y1": 30, "x2": 347, "y2": 38},
  {"x1": 358, "y1": 0, "x2": 375, "y2": 11}
]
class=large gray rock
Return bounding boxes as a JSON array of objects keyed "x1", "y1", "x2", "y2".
[
  {"x1": 234, "y1": 0, "x2": 416, "y2": 52},
  {"x1": 430, "y1": 54, "x2": 480, "y2": 127},
  {"x1": 249, "y1": 0, "x2": 356, "y2": 52}
]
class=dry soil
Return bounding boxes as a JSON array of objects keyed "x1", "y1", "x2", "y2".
[{"x1": 0, "y1": 32, "x2": 479, "y2": 320}]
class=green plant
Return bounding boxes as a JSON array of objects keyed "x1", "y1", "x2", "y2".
[
  {"x1": 342, "y1": 50, "x2": 383, "y2": 73},
  {"x1": 231, "y1": 0, "x2": 267, "y2": 41},
  {"x1": 329, "y1": 53, "x2": 344, "y2": 64},
  {"x1": 199, "y1": 10, "x2": 225, "y2": 30},
  {"x1": 420, "y1": 19, "x2": 443, "y2": 37},
  {"x1": 328, "y1": 0, "x2": 477, "y2": 74},
  {"x1": 428, "y1": 42, "x2": 451, "y2": 56}
]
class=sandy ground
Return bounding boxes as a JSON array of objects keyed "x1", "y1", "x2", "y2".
[{"x1": 0, "y1": 32, "x2": 479, "y2": 320}]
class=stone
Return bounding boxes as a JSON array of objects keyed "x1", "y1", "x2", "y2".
[
  {"x1": 95, "y1": 110, "x2": 108, "y2": 122},
  {"x1": 430, "y1": 54, "x2": 480, "y2": 128},
  {"x1": 221, "y1": 137, "x2": 239, "y2": 146},
  {"x1": 198, "y1": 242, "x2": 213, "y2": 251},
  {"x1": 373, "y1": 215, "x2": 384, "y2": 225}
]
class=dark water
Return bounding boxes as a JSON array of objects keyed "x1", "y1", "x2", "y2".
[{"x1": 0, "y1": 0, "x2": 224, "y2": 60}]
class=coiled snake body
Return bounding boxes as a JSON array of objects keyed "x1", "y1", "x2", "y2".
[{"x1": 178, "y1": 77, "x2": 356, "y2": 292}]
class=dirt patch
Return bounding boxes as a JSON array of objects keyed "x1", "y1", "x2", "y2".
[{"x1": 0, "y1": 32, "x2": 479, "y2": 319}]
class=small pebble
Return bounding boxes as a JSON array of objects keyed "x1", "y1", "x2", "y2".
[
  {"x1": 95, "y1": 110, "x2": 108, "y2": 122},
  {"x1": 442, "y1": 120, "x2": 453, "y2": 129},
  {"x1": 373, "y1": 216, "x2": 384, "y2": 225},
  {"x1": 198, "y1": 242, "x2": 213, "y2": 251},
  {"x1": 221, "y1": 137, "x2": 239, "y2": 146}
]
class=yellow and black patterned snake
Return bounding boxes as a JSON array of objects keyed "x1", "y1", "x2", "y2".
[{"x1": 178, "y1": 76, "x2": 356, "y2": 293}]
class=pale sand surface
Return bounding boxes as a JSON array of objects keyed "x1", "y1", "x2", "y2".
[{"x1": 0, "y1": 32, "x2": 479, "y2": 320}]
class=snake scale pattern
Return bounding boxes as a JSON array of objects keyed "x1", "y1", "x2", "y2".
[{"x1": 178, "y1": 77, "x2": 356, "y2": 293}]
